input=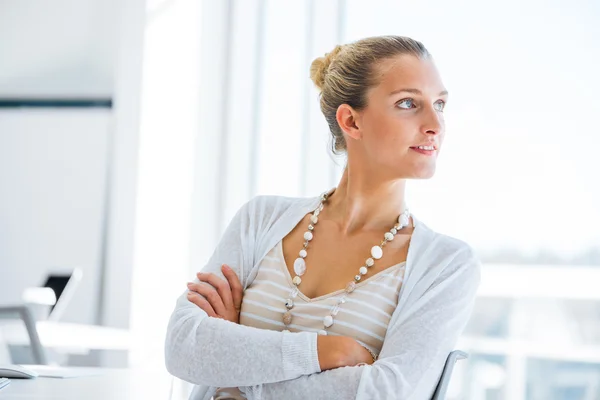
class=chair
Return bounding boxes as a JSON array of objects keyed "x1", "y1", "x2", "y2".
[
  {"x1": 431, "y1": 350, "x2": 468, "y2": 400},
  {"x1": 0, "y1": 305, "x2": 48, "y2": 364}
]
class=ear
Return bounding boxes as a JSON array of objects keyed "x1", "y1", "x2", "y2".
[{"x1": 335, "y1": 104, "x2": 362, "y2": 142}]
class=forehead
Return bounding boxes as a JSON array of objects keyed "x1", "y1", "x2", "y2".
[{"x1": 369, "y1": 54, "x2": 445, "y2": 97}]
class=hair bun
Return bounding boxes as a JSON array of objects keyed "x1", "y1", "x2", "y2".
[{"x1": 309, "y1": 45, "x2": 343, "y2": 91}]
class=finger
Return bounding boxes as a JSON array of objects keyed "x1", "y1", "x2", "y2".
[
  {"x1": 187, "y1": 281, "x2": 226, "y2": 316},
  {"x1": 186, "y1": 291, "x2": 217, "y2": 317},
  {"x1": 222, "y1": 264, "x2": 243, "y2": 311},
  {"x1": 197, "y1": 270, "x2": 234, "y2": 310}
]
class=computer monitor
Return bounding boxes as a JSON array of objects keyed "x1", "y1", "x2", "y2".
[{"x1": 41, "y1": 268, "x2": 82, "y2": 322}]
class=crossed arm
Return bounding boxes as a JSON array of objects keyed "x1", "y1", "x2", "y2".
[{"x1": 165, "y1": 200, "x2": 480, "y2": 399}]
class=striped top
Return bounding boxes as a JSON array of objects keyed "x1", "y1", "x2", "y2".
[{"x1": 214, "y1": 239, "x2": 406, "y2": 399}]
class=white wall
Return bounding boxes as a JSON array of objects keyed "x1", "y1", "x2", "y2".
[
  {"x1": 0, "y1": 109, "x2": 112, "y2": 324},
  {"x1": 0, "y1": 0, "x2": 119, "y2": 97}
]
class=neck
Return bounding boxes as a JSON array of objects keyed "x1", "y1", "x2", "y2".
[{"x1": 324, "y1": 163, "x2": 410, "y2": 236}]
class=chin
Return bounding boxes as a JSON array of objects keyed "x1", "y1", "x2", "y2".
[
  {"x1": 410, "y1": 165, "x2": 437, "y2": 179},
  {"x1": 388, "y1": 160, "x2": 437, "y2": 180}
]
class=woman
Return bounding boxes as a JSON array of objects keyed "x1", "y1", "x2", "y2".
[{"x1": 165, "y1": 35, "x2": 481, "y2": 400}]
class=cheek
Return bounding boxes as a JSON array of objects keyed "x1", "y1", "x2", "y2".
[
  {"x1": 379, "y1": 116, "x2": 414, "y2": 147},
  {"x1": 362, "y1": 110, "x2": 415, "y2": 151}
]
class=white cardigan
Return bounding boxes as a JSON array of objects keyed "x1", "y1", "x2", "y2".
[{"x1": 165, "y1": 191, "x2": 481, "y2": 400}]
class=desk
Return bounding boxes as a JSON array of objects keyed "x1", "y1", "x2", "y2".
[
  {"x1": 0, "y1": 367, "x2": 173, "y2": 399},
  {"x1": 1, "y1": 321, "x2": 130, "y2": 352}
]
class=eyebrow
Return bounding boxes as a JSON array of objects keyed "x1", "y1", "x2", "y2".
[{"x1": 389, "y1": 88, "x2": 449, "y2": 97}]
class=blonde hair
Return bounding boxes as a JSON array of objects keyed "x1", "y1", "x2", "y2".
[{"x1": 310, "y1": 35, "x2": 431, "y2": 155}]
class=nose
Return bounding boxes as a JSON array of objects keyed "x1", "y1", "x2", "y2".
[{"x1": 421, "y1": 106, "x2": 444, "y2": 136}]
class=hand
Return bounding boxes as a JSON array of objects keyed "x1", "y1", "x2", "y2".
[
  {"x1": 317, "y1": 336, "x2": 375, "y2": 370},
  {"x1": 186, "y1": 264, "x2": 243, "y2": 324}
]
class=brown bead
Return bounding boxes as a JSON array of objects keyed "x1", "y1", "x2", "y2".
[{"x1": 283, "y1": 311, "x2": 293, "y2": 325}]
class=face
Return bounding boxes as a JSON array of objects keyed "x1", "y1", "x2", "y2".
[{"x1": 341, "y1": 54, "x2": 447, "y2": 179}]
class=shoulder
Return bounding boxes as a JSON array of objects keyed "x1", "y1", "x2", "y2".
[
  {"x1": 243, "y1": 193, "x2": 317, "y2": 222},
  {"x1": 247, "y1": 193, "x2": 304, "y2": 211},
  {"x1": 411, "y1": 217, "x2": 481, "y2": 285}
]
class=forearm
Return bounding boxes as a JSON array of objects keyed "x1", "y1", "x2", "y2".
[
  {"x1": 242, "y1": 365, "x2": 363, "y2": 400},
  {"x1": 164, "y1": 292, "x2": 321, "y2": 387}
]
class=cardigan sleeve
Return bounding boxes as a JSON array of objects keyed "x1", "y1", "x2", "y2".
[
  {"x1": 240, "y1": 246, "x2": 481, "y2": 400},
  {"x1": 164, "y1": 197, "x2": 321, "y2": 387}
]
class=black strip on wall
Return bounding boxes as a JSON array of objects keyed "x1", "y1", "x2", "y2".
[{"x1": 0, "y1": 98, "x2": 113, "y2": 109}]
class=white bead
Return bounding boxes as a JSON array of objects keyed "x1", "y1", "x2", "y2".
[
  {"x1": 345, "y1": 281, "x2": 356, "y2": 293},
  {"x1": 294, "y1": 258, "x2": 306, "y2": 276},
  {"x1": 314, "y1": 209, "x2": 320, "y2": 216},
  {"x1": 398, "y1": 213, "x2": 410, "y2": 228},
  {"x1": 384, "y1": 232, "x2": 394, "y2": 241},
  {"x1": 285, "y1": 299, "x2": 294, "y2": 309},
  {"x1": 311, "y1": 215, "x2": 318, "y2": 224},
  {"x1": 292, "y1": 276, "x2": 302, "y2": 286},
  {"x1": 355, "y1": 275, "x2": 361, "y2": 282},
  {"x1": 299, "y1": 249, "x2": 307, "y2": 258},
  {"x1": 304, "y1": 231, "x2": 313, "y2": 241},
  {"x1": 359, "y1": 266, "x2": 368, "y2": 275},
  {"x1": 371, "y1": 246, "x2": 383, "y2": 260},
  {"x1": 290, "y1": 287, "x2": 299, "y2": 298},
  {"x1": 331, "y1": 305, "x2": 340, "y2": 316},
  {"x1": 337, "y1": 297, "x2": 346, "y2": 304},
  {"x1": 323, "y1": 315, "x2": 334, "y2": 328},
  {"x1": 318, "y1": 330, "x2": 327, "y2": 336},
  {"x1": 366, "y1": 258, "x2": 375, "y2": 267},
  {"x1": 390, "y1": 228, "x2": 397, "y2": 235}
]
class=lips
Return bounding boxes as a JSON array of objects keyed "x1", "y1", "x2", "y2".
[
  {"x1": 410, "y1": 147, "x2": 436, "y2": 156},
  {"x1": 410, "y1": 144, "x2": 437, "y2": 150}
]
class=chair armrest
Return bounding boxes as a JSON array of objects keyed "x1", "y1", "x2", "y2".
[
  {"x1": 0, "y1": 305, "x2": 48, "y2": 364},
  {"x1": 431, "y1": 350, "x2": 469, "y2": 400}
]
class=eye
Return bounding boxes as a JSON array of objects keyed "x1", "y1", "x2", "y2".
[
  {"x1": 434, "y1": 100, "x2": 446, "y2": 112},
  {"x1": 397, "y1": 98, "x2": 416, "y2": 109}
]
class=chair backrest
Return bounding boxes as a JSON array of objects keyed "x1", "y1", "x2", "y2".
[
  {"x1": 0, "y1": 305, "x2": 48, "y2": 364},
  {"x1": 431, "y1": 350, "x2": 468, "y2": 400},
  {"x1": 41, "y1": 267, "x2": 82, "y2": 321}
]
